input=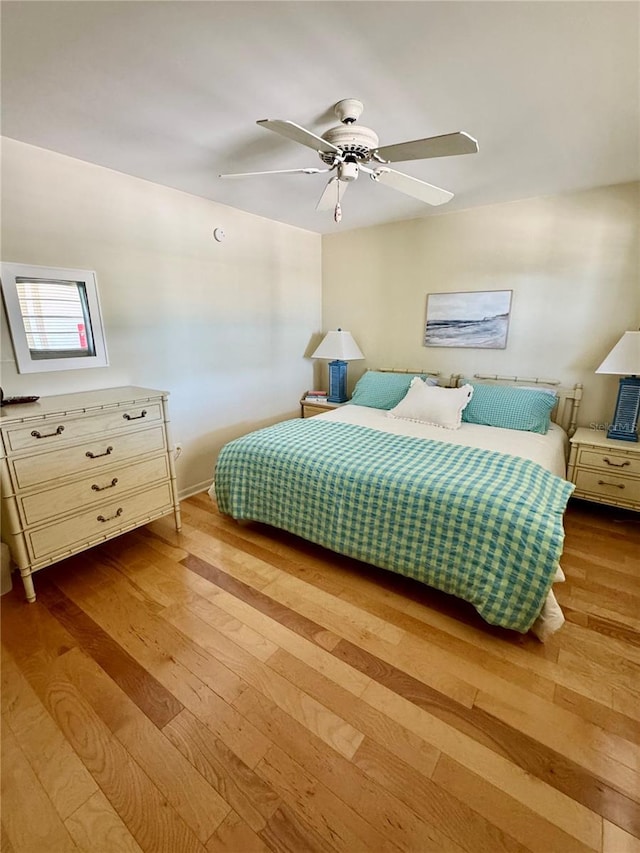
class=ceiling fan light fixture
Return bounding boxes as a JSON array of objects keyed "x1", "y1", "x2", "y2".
[{"x1": 339, "y1": 161, "x2": 359, "y2": 182}]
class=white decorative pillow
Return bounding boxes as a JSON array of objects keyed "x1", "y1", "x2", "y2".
[{"x1": 387, "y1": 378, "x2": 474, "y2": 430}]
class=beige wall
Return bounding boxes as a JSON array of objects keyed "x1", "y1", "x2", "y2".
[
  {"x1": 1, "y1": 138, "x2": 322, "y2": 496},
  {"x1": 322, "y1": 182, "x2": 640, "y2": 429}
]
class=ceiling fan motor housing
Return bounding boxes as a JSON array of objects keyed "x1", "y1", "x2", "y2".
[{"x1": 319, "y1": 124, "x2": 380, "y2": 164}]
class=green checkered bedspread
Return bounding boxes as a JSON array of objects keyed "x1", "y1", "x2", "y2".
[{"x1": 214, "y1": 419, "x2": 574, "y2": 632}]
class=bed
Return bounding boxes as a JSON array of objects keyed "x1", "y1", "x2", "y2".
[{"x1": 211, "y1": 371, "x2": 583, "y2": 641}]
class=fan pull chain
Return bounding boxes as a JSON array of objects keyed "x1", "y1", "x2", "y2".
[{"x1": 334, "y1": 178, "x2": 342, "y2": 223}]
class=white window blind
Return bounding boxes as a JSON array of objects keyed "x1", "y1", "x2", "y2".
[{"x1": 16, "y1": 277, "x2": 96, "y2": 359}]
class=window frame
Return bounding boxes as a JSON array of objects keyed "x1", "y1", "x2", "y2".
[{"x1": 0, "y1": 262, "x2": 109, "y2": 373}]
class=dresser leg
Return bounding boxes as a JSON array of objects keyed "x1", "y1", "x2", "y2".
[{"x1": 20, "y1": 569, "x2": 36, "y2": 603}]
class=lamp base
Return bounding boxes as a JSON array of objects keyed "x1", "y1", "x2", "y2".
[
  {"x1": 606, "y1": 376, "x2": 640, "y2": 442},
  {"x1": 327, "y1": 360, "x2": 348, "y2": 403}
]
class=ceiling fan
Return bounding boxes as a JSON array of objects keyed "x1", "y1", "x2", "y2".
[{"x1": 220, "y1": 98, "x2": 478, "y2": 223}]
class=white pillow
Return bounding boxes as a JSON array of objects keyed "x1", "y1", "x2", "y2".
[{"x1": 387, "y1": 378, "x2": 474, "y2": 430}]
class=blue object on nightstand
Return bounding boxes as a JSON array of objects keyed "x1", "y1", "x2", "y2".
[
  {"x1": 606, "y1": 376, "x2": 640, "y2": 442},
  {"x1": 596, "y1": 332, "x2": 640, "y2": 443},
  {"x1": 311, "y1": 328, "x2": 365, "y2": 404},
  {"x1": 327, "y1": 360, "x2": 348, "y2": 403}
]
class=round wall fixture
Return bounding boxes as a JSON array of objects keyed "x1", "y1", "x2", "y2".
[{"x1": 213, "y1": 228, "x2": 225, "y2": 242}]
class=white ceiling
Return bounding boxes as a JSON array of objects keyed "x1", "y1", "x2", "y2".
[{"x1": 2, "y1": 1, "x2": 638, "y2": 234}]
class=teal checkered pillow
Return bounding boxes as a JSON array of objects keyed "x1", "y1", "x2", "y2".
[
  {"x1": 350, "y1": 371, "x2": 437, "y2": 410},
  {"x1": 461, "y1": 381, "x2": 557, "y2": 434}
]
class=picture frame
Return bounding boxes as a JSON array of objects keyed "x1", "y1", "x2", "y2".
[{"x1": 424, "y1": 289, "x2": 512, "y2": 349}]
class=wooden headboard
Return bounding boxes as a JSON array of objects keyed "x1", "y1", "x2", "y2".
[{"x1": 467, "y1": 374, "x2": 584, "y2": 436}]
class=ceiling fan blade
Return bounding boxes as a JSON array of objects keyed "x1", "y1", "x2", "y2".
[
  {"x1": 257, "y1": 119, "x2": 342, "y2": 156},
  {"x1": 374, "y1": 132, "x2": 478, "y2": 163},
  {"x1": 219, "y1": 167, "x2": 327, "y2": 178},
  {"x1": 372, "y1": 167, "x2": 454, "y2": 206},
  {"x1": 316, "y1": 177, "x2": 349, "y2": 211}
]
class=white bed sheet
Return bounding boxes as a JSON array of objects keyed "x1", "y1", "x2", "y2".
[
  {"x1": 319, "y1": 403, "x2": 569, "y2": 478},
  {"x1": 314, "y1": 404, "x2": 569, "y2": 641}
]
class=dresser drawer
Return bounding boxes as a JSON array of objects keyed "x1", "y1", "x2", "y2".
[
  {"x1": 576, "y1": 447, "x2": 640, "y2": 476},
  {"x1": 574, "y1": 469, "x2": 640, "y2": 504},
  {"x1": 18, "y1": 454, "x2": 170, "y2": 526},
  {"x1": 11, "y1": 425, "x2": 167, "y2": 490},
  {"x1": 3, "y1": 401, "x2": 163, "y2": 453},
  {"x1": 27, "y1": 482, "x2": 174, "y2": 562}
]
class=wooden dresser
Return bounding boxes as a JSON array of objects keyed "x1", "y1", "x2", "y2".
[{"x1": 0, "y1": 386, "x2": 181, "y2": 601}]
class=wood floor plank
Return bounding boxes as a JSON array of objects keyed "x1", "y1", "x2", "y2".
[
  {"x1": 162, "y1": 709, "x2": 281, "y2": 833},
  {"x1": 182, "y1": 552, "x2": 341, "y2": 651},
  {"x1": 35, "y1": 649, "x2": 208, "y2": 852},
  {"x1": 358, "y1": 679, "x2": 603, "y2": 850},
  {"x1": 1, "y1": 646, "x2": 98, "y2": 821},
  {"x1": 235, "y1": 685, "x2": 470, "y2": 853},
  {"x1": 64, "y1": 790, "x2": 144, "y2": 853},
  {"x1": 51, "y1": 561, "x2": 247, "y2": 705},
  {"x1": 167, "y1": 596, "x2": 280, "y2": 663},
  {"x1": 333, "y1": 637, "x2": 638, "y2": 834},
  {"x1": 0, "y1": 823, "x2": 16, "y2": 853},
  {"x1": 261, "y1": 573, "x2": 477, "y2": 707},
  {"x1": 58, "y1": 646, "x2": 231, "y2": 843},
  {"x1": 336, "y1": 580, "x2": 558, "y2": 701},
  {"x1": 267, "y1": 647, "x2": 441, "y2": 782},
  {"x1": 184, "y1": 586, "x2": 372, "y2": 698},
  {"x1": 163, "y1": 603, "x2": 365, "y2": 760},
  {"x1": 205, "y1": 810, "x2": 271, "y2": 853},
  {"x1": 35, "y1": 577, "x2": 184, "y2": 728},
  {"x1": 351, "y1": 736, "x2": 527, "y2": 853},
  {"x1": 603, "y1": 819, "x2": 640, "y2": 853},
  {"x1": 474, "y1": 687, "x2": 640, "y2": 786},
  {"x1": 431, "y1": 753, "x2": 597, "y2": 853},
  {"x1": 50, "y1": 567, "x2": 271, "y2": 769},
  {"x1": 258, "y1": 803, "x2": 333, "y2": 853},
  {"x1": 554, "y1": 684, "x2": 640, "y2": 745},
  {"x1": 1, "y1": 720, "x2": 80, "y2": 853}
]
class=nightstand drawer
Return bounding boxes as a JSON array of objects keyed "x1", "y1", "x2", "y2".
[
  {"x1": 574, "y1": 469, "x2": 640, "y2": 504},
  {"x1": 302, "y1": 404, "x2": 332, "y2": 418},
  {"x1": 576, "y1": 447, "x2": 640, "y2": 476}
]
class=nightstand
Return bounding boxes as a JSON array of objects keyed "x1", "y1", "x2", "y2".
[
  {"x1": 299, "y1": 394, "x2": 344, "y2": 419},
  {"x1": 568, "y1": 427, "x2": 640, "y2": 512}
]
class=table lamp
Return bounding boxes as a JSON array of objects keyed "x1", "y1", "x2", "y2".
[
  {"x1": 596, "y1": 330, "x2": 640, "y2": 441},
  {"x1": 311, "y1": 328, "x2": 364, "y2": 402}
]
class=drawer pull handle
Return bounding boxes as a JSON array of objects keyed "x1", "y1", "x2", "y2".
[
  {"x1": 603, "y1": 457, "x2": 631, "y2": 468},
  {"x1": 31, "y1": 426, "x2": 64, "y2": 439},
  {"x1": 597, "y1": 480, "x2": 625, "y2": 490},
  {"x1": 123, "y1": 409, "x2": 147, "y2": 421},
  {"x1": 86, "y1": 446, "x2": 113, "y2": 459},
  {"x1": 92, "y1": 478, "x2": 118, "y2": 492},
  {"x1": 97, "y1": 507, "x2": 123, "y2": 523}
]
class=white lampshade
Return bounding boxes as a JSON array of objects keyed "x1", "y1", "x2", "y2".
[
  {"x1": 311, "y1": 329, "x2": 364, "y2": 361},
  {"x1": 596, "y1": 331, "x2": 640, "y2": 376}
]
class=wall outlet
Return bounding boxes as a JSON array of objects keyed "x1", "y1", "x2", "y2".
[{"x1": 174, "y1": 443, "x2": 183, "y2": 460}]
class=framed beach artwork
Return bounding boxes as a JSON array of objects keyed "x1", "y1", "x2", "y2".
[{"x1": 424, "y1": 290, "x2": 512, "y2": 349}]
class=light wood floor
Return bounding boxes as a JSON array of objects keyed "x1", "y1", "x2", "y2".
[{"x1": 1, "y1": 495, "x2": 639, "y2": 853}]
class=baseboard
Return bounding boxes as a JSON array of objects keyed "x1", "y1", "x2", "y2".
[{"x1": 178, "y1": 480, "x2": 213, "y2": 501}]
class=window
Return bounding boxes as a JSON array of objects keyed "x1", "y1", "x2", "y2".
[{"x1": 0, "y1": 263, "x2": 108, "y2": 373}]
